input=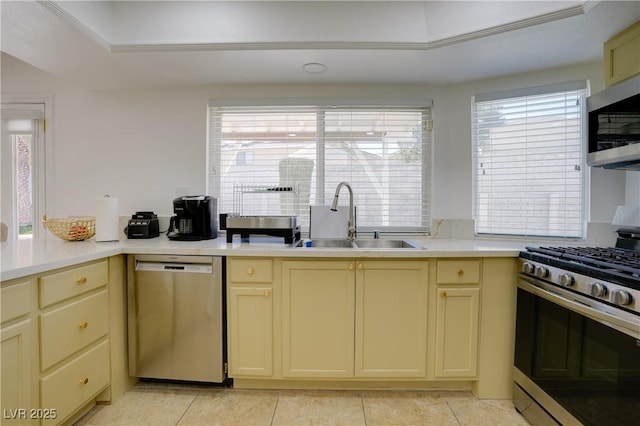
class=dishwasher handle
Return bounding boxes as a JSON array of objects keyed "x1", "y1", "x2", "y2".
[{"x1": 135, "y1": 261, "x2": 213, "y2": 274}]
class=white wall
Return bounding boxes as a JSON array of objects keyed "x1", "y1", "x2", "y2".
[{"x1": 1, "y1": 53, "x2": 627, "y2": 232}]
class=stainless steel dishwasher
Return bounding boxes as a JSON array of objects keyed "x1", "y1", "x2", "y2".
[{"x1": 127, "y1": 254, "x2": 225, "y2": 383}]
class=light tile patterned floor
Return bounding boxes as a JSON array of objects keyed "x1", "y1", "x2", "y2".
[{"x1": 76, "y1": 382, "x2": 529, "y2": 426}]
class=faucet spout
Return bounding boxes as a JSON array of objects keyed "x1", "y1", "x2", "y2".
[{"x1": 330, "y1": 182, "x2": 356, "y2": 241}]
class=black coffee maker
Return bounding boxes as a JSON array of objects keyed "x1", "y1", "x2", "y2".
[{"x1": 167, "y1": 195, "x2": 218, "y2": 241}]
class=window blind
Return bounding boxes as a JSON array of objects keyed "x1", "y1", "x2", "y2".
[
  {"x1": 472, "y1": 84, "x2": 586, "y2": 238},
  {"x1": 207, "y1": 105, "x2": 431, "y2": 234}
]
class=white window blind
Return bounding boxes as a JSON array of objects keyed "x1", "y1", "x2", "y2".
[
  {"x1": 472, "y1": 83, "x2": 586, "y2": 238},
  {"x1": 207, "y1": 105, "x2": 431, "y2": 234}
]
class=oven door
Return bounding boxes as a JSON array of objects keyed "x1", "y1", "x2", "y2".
[{"x1": 514, "y1": 277, "x2": 640, "y2": 426}]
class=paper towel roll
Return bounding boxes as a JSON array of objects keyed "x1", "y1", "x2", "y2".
[{"x1": 95, "y1": 196, "x2": 119, "y2": 242}]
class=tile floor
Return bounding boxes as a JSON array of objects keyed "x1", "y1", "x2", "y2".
[{"x1": 75, "y1": 382, "x2": 529, "y2": 426}]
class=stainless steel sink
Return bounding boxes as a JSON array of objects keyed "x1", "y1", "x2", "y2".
[
  {"x1": 354, "y1": 239, "x2": 422, "y2": 249},
  {"x1": 295, "y1": 238, "x2": 421, "y2": 249},
  {"x1": 296, "y1": 239, "x2": 355, "y2": 248}
]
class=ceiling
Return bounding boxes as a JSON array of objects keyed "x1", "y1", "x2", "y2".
[{"x1": 1, "y1": 1, "x2": 639, "y2": 90}]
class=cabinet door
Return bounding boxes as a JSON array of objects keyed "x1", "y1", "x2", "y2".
[
  {"x1": 604, "y1": 20, "x2": 640, "y2": 87},
  {"x1": 227, "y1": 286, "x2": 273, "y2": 377},
  {"x1": 355, "y1": 261, "x2": 428, "y2": 378},
  {"x1": 282, "y1": 260, "x2": 355, "y2": 378},
  {"x1": 435, "y1": 287, "x2": 479, "y2": 378},
  {"x1": 1, "y1": 319, "x2": 33, "y2": 426}
]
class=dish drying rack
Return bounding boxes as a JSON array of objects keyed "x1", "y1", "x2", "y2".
[
  {"x1": 232, "y1": 183, "x2": 300, "y2": 216},
  {"x1": 222, "y1": 184, "x2": 301, "y2": 243}
]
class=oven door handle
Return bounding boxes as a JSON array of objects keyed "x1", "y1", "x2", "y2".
[{"x1": 518, "y1": 277, "x2": 640, "y2": 340}]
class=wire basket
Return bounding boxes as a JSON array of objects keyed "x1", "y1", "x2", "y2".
[{"x1": 43, "y1": 216, "x2": 96, "y2": 241}]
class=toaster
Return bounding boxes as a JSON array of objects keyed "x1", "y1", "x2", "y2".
[{"x1": 127, "y1": 211, "x2": 160, "y2": 239}]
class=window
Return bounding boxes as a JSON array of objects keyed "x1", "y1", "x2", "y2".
[
  {"x1": 1, "y1": 104, "x2": 45, "y2": 240},
  {"x1": 472, "y1": 83, "x2": 587, "y2": 238},
  {"x1": 207, "y1": 104, "x2": 432, "y2": 234}
]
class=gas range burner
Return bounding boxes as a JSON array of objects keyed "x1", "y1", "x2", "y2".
[
  {"x1": 526, "y1": 246, "x2": 640, "y2": 278},
  {"x1": 521, "y1": 247, "x2": 640, "y2": 292}
]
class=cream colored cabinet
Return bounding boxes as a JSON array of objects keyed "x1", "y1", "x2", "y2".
[
  {"x1": 604, "y1": 20, "x2": 640, "y2": 87},
  {"x1": 39, "y1": 290, "x2": 109, "y2": 371},
  {"x1": 355, "y1": 261, "x2": 428, "y2": 378},
  {"x1": 1, "y1": 259, "x2": 118, "y2": 426},
  {"x1": 38, "y1": 261, "x2": 108, "y2": 308},
  {"x1": 40, "y1": 340, "x2": 110, "y2": 426},
  {"x1": 434, "y1": 260, "x2": 480, "y2": 378},
  {"x1": 36, "y1": 259, "x2": 111, "y2": 425},
  {"x1": 282, "y1": 260, "x2": 355, "y2": 378},
  {"x1": 281, "y1": 259, "x2": 429, "y2": 379},
  {"x1": 1, "y1": 279, "x2": 34, "y2": 425},
  {"x1": 227, "y1": 258, "x2": 274, "y2": 377}
]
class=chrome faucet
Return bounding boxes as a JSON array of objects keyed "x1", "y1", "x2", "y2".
[{"x1": 330, "y1": 181, "x2": 356, "y2": 241}]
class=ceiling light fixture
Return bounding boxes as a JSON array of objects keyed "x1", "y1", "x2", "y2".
[{"x1": 302, "y1": 62, "x2": 327, "y2": 74}]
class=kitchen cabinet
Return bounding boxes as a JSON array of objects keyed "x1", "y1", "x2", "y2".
[
  {"x1": 0, "y1": 256, "x2": 126, "y2": 426},
  {"x1": 227, "y1": 258, "x2": 275, "y2": 377},
  {"x1": 355, "y1": 261, "x2": 428, "y2": 377},
  {"x1": 281, "y1": 259, "x2": 428, "y2": 379},
  {"x1": 226, "y1": 255, "x2": 517, "y2": 398},
  {"x1": 281, "y1": 260, "x2": 355, "y2": 378},
  {"x1": 39, "y1": 290, "x2": 109, "y2": 371},
  {"x1": 38, "y1": 260, "x2": 110, "y2": 425},
  {"x1": 434, "y1": 260, "x2": 480, "y2": 378},
  {"x1": 472, "y1": 258, "x2": 518, "y2": 399},
  {"x1": 1, "y1": 279, "x2": 34, "y2": 426},
  {"x1": 40, "y1": 340, "x2": 110, "y2": 426},
  {"x1": 604, "y1": 20, "x2": 640, "y2": 87}
]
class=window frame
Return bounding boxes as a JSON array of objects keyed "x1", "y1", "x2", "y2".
[
  {"x1": 207, "y1": 99, "x2": 433, "y2": 235},
  {"x1": 1, "y1": 102, "x2": 47, "y2": 241},
  {"x1": 471, "y1": 81, "x2": 588, "y2": 239}
]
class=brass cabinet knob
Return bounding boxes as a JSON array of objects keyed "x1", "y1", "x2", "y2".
[
  {"x1": 80, "y1": 377, "x2": 89, "y2": 385},
  {"x1": 358, "y1": 263, "x2": 364, "y2": 271},
  {"x1": 441, "y1": 291, "x2": 447, "y2": 298},
  {"x1": 78, "y1": 321, "x2": 89, "y2": 329},
  {"x1": 247, "y1": 267, "x2": 254, "y2": 275},
  {"x1": 76, "y1": 277, "x2": 88, "y2": 284},
  {"x1": 348, "y1": 263, "x2": 354, "y2": 271},
  {"x1": 263, "y1": 290, "x2": 271, "y2": 297},
  {"x1": 457, "y1": 270, "x2": 464, "y2": 276}
]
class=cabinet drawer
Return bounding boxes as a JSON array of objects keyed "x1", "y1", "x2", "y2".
[
  {"x1": 40, "y1": 339, "x2": 110, "y2": 426},
  {"x1": 228, "y1": 259, "x2": 273, "y2": 283},
  {"x1": 40, "y1": 290, "x2": 109, "y2": 371},
  {"x1": 39, "y1": 260, "x2": 108, "y2": 308},
  {"x1": 437, "y1": 260, "x2": 480, "y2": 284},
  {"x1": 1, "y1": 280, "x2": 32, "y2": 323}
]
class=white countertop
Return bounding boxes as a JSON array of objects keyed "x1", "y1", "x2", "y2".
[{"x1": 1, "y1": 235, "x2": 527, "y2": 281}]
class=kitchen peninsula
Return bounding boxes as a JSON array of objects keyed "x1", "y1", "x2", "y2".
[{"x1": 1, "y1": 235, "x2": 523, "y2": 425}]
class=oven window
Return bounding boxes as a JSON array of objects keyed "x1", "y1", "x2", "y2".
[{"x1": 515, "y1": 288, "x2": 640, "y2": 425}]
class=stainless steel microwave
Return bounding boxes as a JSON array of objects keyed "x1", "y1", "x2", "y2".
[{"x1": 587, "y1": 74, "x2": 640, "y2": 170}]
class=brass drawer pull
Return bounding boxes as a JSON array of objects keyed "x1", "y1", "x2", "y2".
[
  {"x1": 78, "y1": 321, "x2": 89, "y2": 329},
  {"x1": 80, "y1": 377, "x2": 89, "y2": 385},
  {"x1": 247, "y1": 267, "x2": 254, "y2": 275},
  {"x1": 441, "y1": 291, "x2": 447, "y2": 298},
  {"x1": 76, "y1": 277, "x2": 88, "y2": 284},
  {"x1": 457, "y1": 270, "x2": 464, "y2": 276},
  {"x1": 348, "y1": 263, "x2": 354, "y2": 271}
]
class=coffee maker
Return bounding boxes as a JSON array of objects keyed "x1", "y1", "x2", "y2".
[{"x1": 167, "y1": 195, "x2": 218, "y2": 241}]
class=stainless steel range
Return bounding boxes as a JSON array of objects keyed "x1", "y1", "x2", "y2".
[{"x1": 514, "y1": 230, "x2": 640, "y2": 426}]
